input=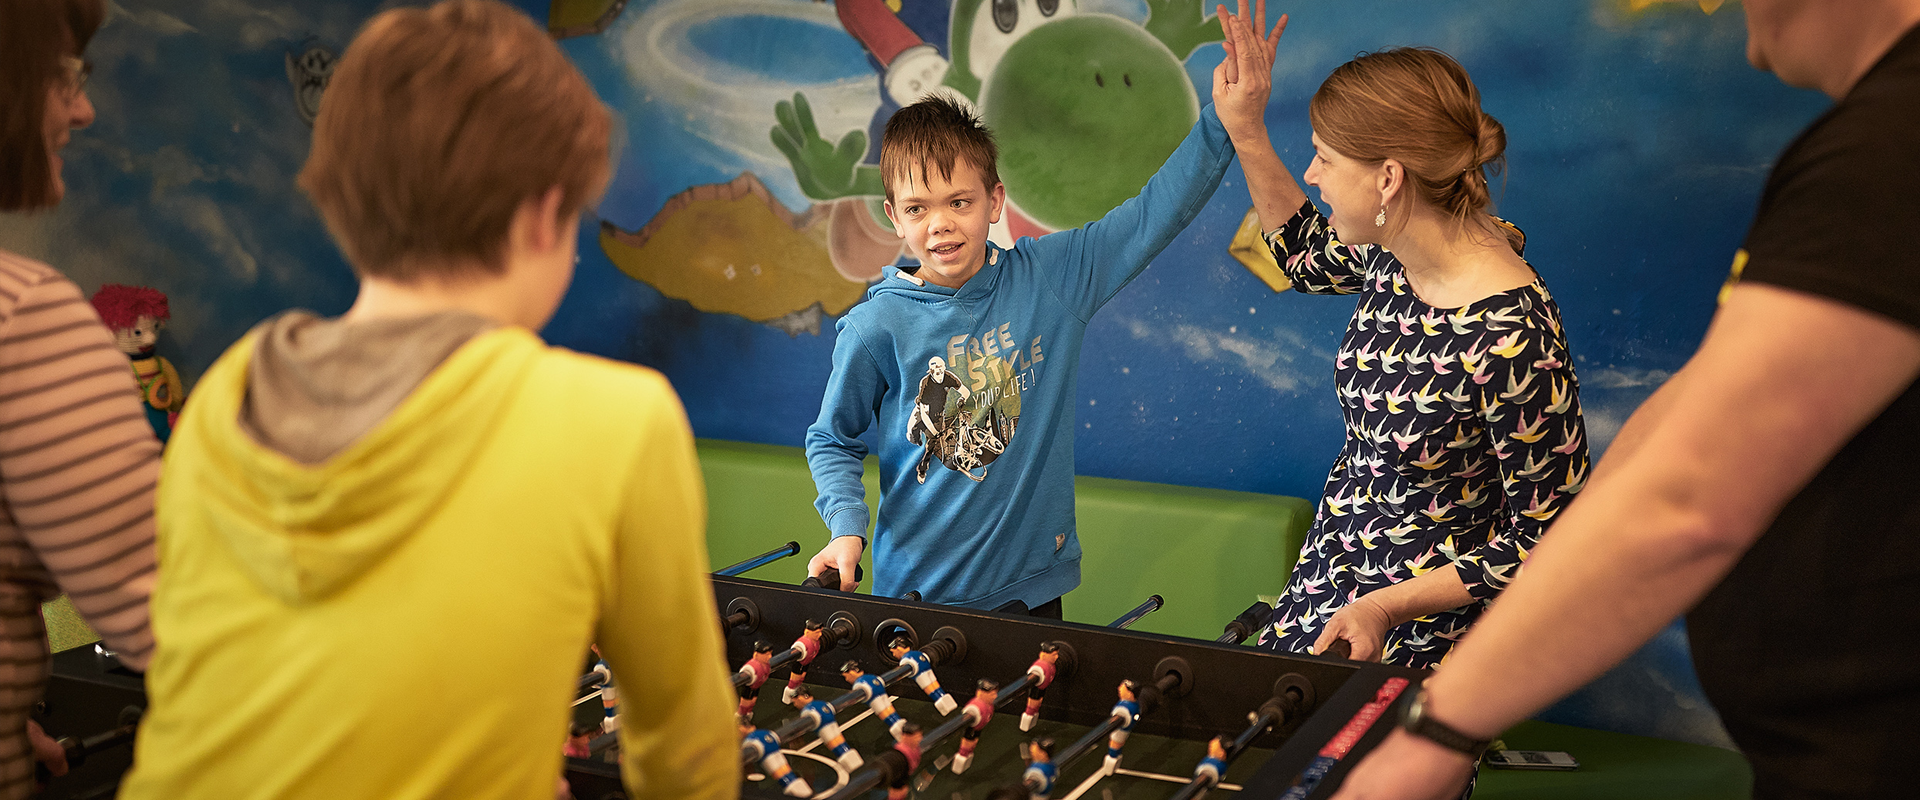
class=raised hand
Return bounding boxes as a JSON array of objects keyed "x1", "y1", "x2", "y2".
[
  {"x1": 1211, "y1": 0, "x2": 1287, "y2": 140},
  {"x1": 770, "y1": 93, "x2": 883, "y2": 201}
]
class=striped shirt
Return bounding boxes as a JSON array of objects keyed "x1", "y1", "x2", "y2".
[{"x1": 0, "y1": 249, "x2": 158, "y2": 797}]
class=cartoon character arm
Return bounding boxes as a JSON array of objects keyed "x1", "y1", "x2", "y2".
[
  {"x1": 1263, "y1": 200, "x2": 1374, "y2": 295},
  {"x1": 159, "y1": 356, "x2": 185, "y2": 413},
  {"x1": 771, "y1": 93, "x2": 887, "y2": 202},
  {"x1": 1028, "y1": 105, "x2": 1236, "y2": 322},
  {"x1": 600, "y1": 373, "x2": 739, "y2": 800},
  {"x1": 807, "y1": 320, "x2": 887, "y2": 543},
  {"x1": 1144, "y1": 0, "x2": 1225, "y2": 60},
  {"x1": 1458, "y1": 324, "x2": 1590, "y2": 602}
]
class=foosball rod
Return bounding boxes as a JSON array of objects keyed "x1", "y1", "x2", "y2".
[
  {"x1": 748, "y1": 627, "x2": 965, "y2": 766},
  {"x1": 715, "y1": 541, "x2": 801, "y2": 577},
  {"x1": 1166, "y1": 678, "x2": 1313, "y2": 800},
  {"x1": 36, "y1": 706, "x2": 141, "y2": 784},
  {"x1": 1217, "y1": 600, "x2": 1276, "y2": 644},
  {"x1": 732, "y1": 613, "x2": 861, "y2": 688},
  {"x1": 1108, "y1": 595, "x2": 1164, "y2": 630},
  {"x1": 820, "y1": 665, "x2": 1034, "y2": 800},
  {"x1": 823, "y1": 638, "x2": 1079, "y2": 800},
  {"x1": 723, "y1": 565, "x2": 865, "y2": 631},
  {"x1": 1049, "y1": 669, "x2": 1183, "y2": 774}
]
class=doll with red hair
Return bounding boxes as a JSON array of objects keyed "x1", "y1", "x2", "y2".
[{"x1": 89, "y1": 284, "x2": 182, "y2": 443}]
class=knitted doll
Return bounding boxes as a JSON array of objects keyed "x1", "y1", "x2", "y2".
[{"x1": 89, "y1": 284, "x2": 183, "y2": 444}]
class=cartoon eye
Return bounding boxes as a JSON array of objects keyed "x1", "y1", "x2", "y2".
[
  {"x1": 1038, "y1": 0, "x2": 1058, "y2": 16},
  {"x1": 992, "y1": 0, "x2": 1017, "y2": 33}
]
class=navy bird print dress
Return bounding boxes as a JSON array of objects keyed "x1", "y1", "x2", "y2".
[{"x1": 1257, "y1": 201, "x2": 1590, "y2": 668}]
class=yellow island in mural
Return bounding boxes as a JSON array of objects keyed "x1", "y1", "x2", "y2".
[{"x1": 599, "y1": 173, "x2": 877, "y2": 336}]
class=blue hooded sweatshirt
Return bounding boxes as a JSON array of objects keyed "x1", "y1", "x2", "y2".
[{"x1": 806, "y1": 105, "x2": 1234, "y2": 610}]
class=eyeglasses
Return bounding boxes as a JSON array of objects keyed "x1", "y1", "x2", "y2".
[{"x1": 59, "y1": 55, "x2": 91, "y2": 97}]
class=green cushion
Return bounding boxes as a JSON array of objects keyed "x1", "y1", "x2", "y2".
[
  {"x1": 696, "y1": 439, "x2": 1313, "y2": 641},
  {"x1": 1071, "y1": 476, "x2": 1312, "y2": 639}
]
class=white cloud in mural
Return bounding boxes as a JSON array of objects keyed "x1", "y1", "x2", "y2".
[
  {"x1": 609, "y1": 0, "x2": 881, "y2": 187},
  {"x1": 1583, "y1": 366, "x2": 1675, "y2": 388},
  {"x1": 1122, "y1": 317, "x2": 1322, "y2": 395}
]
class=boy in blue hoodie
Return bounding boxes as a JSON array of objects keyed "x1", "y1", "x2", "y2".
[{"x1": 804, "y1": 3, "x2": 1277, "y2": 611}]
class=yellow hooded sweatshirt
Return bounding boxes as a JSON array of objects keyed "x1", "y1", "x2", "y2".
[{"x1": 121, "y1": 323, "x2": 738, "y2": 800}]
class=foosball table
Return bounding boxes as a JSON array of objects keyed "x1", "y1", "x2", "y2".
[
  {"x1": 35, "y1": 553, "x2": 1433, "y2": 799},
  {"x1": 568, "y1": 559, "x2": 1430, "y2": 800}
]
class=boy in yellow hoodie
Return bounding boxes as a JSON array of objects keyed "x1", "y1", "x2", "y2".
[{"x1": 118, "y1": 2, "x2": 738, "y2": 798}]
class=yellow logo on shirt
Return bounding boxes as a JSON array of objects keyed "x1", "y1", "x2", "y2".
[{"x1": 1717, "y1": 249, "x2": 1748, "y2": 306}]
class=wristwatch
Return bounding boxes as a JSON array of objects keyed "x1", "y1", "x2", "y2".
[{"x1": 1399, "y1": 689, "x2": 1493, "y2": 758}]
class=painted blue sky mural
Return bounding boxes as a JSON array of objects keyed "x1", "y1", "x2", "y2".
[{"x1": 0, "y1": 0, "x2": 1835, "y2": 748}]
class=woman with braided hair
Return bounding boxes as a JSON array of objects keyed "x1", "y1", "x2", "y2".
[{"x1": 1214, "y1": 4, "x2": 1590, "y2": 668}]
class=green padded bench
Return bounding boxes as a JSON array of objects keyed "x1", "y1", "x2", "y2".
[
  {"x1": 696, "y1": 438, "x2": 1313, "y2": 640},
  {"x1": 696, "y1": 438, "x2": 1755, "y2": 799}
]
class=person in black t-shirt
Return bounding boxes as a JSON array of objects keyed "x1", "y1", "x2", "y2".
[{"x1": 1328, "y1": 2, "x2": 1920, "y2": 799}]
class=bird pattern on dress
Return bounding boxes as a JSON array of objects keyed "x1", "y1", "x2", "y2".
[{"x1": 1255, "y1": 201, "x2": 1590, "y2": 668}]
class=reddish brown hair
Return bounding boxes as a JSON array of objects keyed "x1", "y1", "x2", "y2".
[
  {"x1": 297, "y1": 0, "x2": 612, "y2": 281},
  {"x1": 90, "y1": 284, "x2": 170, "y2": 329},
  {"x1": 0, "y1": 0, "x2": 105, "y2": 212},
  {"x1": 880, "y1": 94, "x2": 1000, "y2": 203},
  {"x1": 1310, "y1": 48, "x2": 1513, "y2": 244}
]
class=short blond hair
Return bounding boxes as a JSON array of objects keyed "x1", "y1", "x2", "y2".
[{"x1": 298, "y1": 0, "x2": 612, "y2": 280}]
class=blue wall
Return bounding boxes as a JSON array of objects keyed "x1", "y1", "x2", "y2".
[{"x1": 0, "y1": 0, "x2": 1831, "y2": 749}]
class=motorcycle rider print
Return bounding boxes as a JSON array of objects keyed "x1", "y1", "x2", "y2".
[{"x1": 908, "y1": 355, "x2": 1019, "y2": 483}]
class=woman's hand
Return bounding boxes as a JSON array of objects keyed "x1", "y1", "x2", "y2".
[
  {"x1": 1312, "y1": 594, "x2": 1395, "y2": 662},
  {"x1": 1211, "y1": 0, "x2": 1287, "y2": 140}
]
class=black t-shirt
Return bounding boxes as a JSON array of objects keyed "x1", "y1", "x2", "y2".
[{"x1": 1688, "y1": 23, "x2": 1920, "y2": 800}]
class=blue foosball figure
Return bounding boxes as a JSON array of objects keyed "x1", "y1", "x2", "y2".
[
  {"x1": 740, "y1": 722, "x2": 813, "y2": 797},
  {"x1": 841, "y1": 660, "x2": 909, "y2": 740},
  {"x1": 792, "y1": 688, "x2": 863, "y2": 769}
]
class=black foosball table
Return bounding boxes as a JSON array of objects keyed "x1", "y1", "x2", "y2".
[{"x1": 568, "y1": 573, "x2": 1429, "y2": 800}]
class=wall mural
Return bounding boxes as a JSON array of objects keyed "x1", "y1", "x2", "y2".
[{"x1": 0, "y1": 0, "x2": 1834, "y2": 749}]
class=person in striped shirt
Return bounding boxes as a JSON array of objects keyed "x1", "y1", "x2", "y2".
[{"x1": 0, "y1": 0, "x2": 161, "y2": 794}]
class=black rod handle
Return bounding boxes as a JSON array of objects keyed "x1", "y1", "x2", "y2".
[
  {"x1": 1217, "y1": 600, "x2": 1275, "y2": 644},
  {"x1": 801, "y1": 563, "x2": 864, "y2": 591}
]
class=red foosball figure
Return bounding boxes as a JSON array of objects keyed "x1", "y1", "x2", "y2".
[
  {"x1": 886, "y1": 721, "x2": 923, "y2": 800},
  {"x1": 1020, "y1": 643, "x2": 1061, "y2": 731},
  {"x1": 951, "y1": 678, "x2": 1000, "y2": 774},
  {"x1": 736, "y1": 640, "x2": 775, "y2": 720},
  {"x1": 782, "y1": 620, "x2": 826, "y2": 704}
]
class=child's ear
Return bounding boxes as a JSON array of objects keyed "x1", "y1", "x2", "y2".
[
  {"x1": 988, "y1": 183, "x2": 1007, "y2": 225},
  {"x1": 883, "y1": 200, "x2": 906, "y2": 240}
]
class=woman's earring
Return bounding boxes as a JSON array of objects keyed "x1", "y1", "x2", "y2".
[{"x1": 1374, "y1": 206, "x2": 1387, "y2": 227}]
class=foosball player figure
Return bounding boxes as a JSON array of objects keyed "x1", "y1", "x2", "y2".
[
  {"x1": 841, "y1": 660, "x2": 908, "y2": 739},
  {"x1": 1100, "y1": 679, "x2": 1141, "y2": 776},
  {"x1": 886, "y1": 721, "x2": 924, "y2": 800},
  {"x1": 741, "y1": 721, "x2": 814, "y2": 797},
  {"x1": 737, "y1": 640, "x2": 775, "y2": 720},
  {"x1": 1022, "y1": 737, "x2": 1058, "y2": 800},
  {"x1": 563, "y1": 722, "x2": 593, "y2": 759},
  {"x1": 599, "y1": 673, "x2": 621, "y2": 733},
  {"x1": 791, "y1": 687, "x2": 864, "y2": 769},
  {"x1": 951, "y1": 678, "x2": 1000, "y2": 774},
  {"x1": 1020, "y1": 643, "x2": 1062, "y2": 731},
  {"x1": 888, "y1": 636, "x2": 958, "y2": 714},
  {"x1": 1193, "y1": 736, "x2": 1229, "y2": 786},
  {"x1": 782, "y1": 620, "x2": 827, "y2": 704}
]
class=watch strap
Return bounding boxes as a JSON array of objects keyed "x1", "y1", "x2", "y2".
[{"x1": 1400, "y1": 689, "x2": 1492, "y2": 758}]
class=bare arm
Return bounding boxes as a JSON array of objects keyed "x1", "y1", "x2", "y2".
[
  {"x1": 1331, "y1": 282, "x2": 1920, "y2": 799},
  {"x1": 1214, "y1": 1, "x2": 1304, "y2": 232}
]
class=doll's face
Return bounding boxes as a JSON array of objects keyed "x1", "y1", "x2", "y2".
[{"x1": 113, "y1": 315, "x2": 161, "y2": 356}]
